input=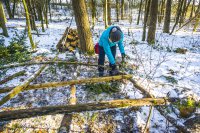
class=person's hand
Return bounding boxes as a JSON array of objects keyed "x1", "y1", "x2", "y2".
[
  {"x1": 122, "y1": 53, "x2": 126, "y2": 62},
  {"x1": 121, "y1": 53, "x2": 126, "y2": 68}
]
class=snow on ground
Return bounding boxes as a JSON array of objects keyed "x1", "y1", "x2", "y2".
[{"x1": 0, "y1": 11, "x2": 200, "y2": 132}]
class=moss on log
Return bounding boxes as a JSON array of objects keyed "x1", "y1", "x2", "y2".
[
  {"x1": 0, "y1": 97, "x2": 175, "y2": 121},
  {"x1": 0, "y1": 75, "x2": 132, "y2": 94},
  {"x1": 0, "y1": 61, "x2": 103, "y2": 70}
]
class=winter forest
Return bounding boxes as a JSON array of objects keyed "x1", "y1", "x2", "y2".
[{"x1": 0, "y1": 0, "x2": 200, "y2": 132}]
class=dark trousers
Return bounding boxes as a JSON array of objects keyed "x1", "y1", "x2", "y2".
[{"x1": 98, "y1": 45, "x2": 116, "y2": 72}]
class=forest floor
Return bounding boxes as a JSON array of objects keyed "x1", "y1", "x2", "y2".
[{"x1": 0, "y1": 11, "x2": 200, "y2": 133}]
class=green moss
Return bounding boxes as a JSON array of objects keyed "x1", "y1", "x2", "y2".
[{"x1": 85, "y1": 82, "x2": 121, "y2": 95}]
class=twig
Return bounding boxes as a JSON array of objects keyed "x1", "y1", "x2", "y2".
[{"x1": 143, "y1": 106, "x2": 153, "y2": 133}]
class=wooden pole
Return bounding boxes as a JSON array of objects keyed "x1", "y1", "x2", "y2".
[
  {"x1": 0, "y1": 97, "x2": 175, "y2": 122},
  {"x1": 0, "y1": 56, "x2": 58, "y2": 107},
  {"x1": 0, "y1": 61, "x2": 102, "y2": 70},
  {"x1": 0, "y1": 75, "x2": 132, "y2": 94},
  {"x1": 128, "y1": 78, "x2": 190, "y2": 133},
  {"x1": 0, "y1": 71, "x2": 26, "y2": 85}
]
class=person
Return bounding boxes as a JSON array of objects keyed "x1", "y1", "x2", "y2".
[{"x1": 98, "y1": 25, "x2": 125, "y2": 77}]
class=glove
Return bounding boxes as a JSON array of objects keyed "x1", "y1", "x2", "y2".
[
  {"x1": 122, "y1": 53, "x2": 125, "y2": 62},
  {"x1": 109, "y1": 64, "x2": 120, "y2": 76},
  {"x1": 121, "y1": 53, "x2": 126, "y2": 67}
]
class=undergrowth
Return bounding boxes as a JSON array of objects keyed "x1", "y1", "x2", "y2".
[
  {"x1": 0, "y1": 30, "x2": 31, "y2": 66},
  {"x1": 85, "y1": 81, "x2": 121, "y2": 95}
]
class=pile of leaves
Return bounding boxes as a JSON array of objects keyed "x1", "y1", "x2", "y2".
[{"x1": 0, "y1": 30, "x2": 31, "y2": 66}]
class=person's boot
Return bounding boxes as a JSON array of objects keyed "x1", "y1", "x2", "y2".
[
  {"x1": 98, "y1": 67, "x2": 104, "y2": 77},
  {"x1": 109, "y1": 64, "x2": 120, "y2": 76}
]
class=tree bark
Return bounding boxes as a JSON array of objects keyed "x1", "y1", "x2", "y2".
[
  {"x1": 147, "y1": 0, "x2": 158, "y2": 44},
  {"x1": 121, "y1": 0, "x2": 125, "y2": 20},
  {"x1": 90, "y1": 0, "x2": 97, "y2": 28},
  {"x1": 104, "y1": 0, "x2": 108, "y2": 28},
  {"x1": 142, "y1": 0, "x2": 151, "y2": 41},
  {"x1": 137, "y1": 0, "x2": 143, "y2": 25},
  {"x1": 0, "y1": 1, "x2": 9, "y2": 37},
  {"x1": 0, "y1": 97, "x2": 175, "y2": 122},
  {"x1": 22, "y1": 0, "x2": 36, "y2": 49},
  {"x1": 116, "y1": 0, "x2": 120, "y2": 22},
  {"x1": 4, "y1": 0, "x2": 13, "y2": 19},
  {"x1": 163, "y1": 0, "x2": 172, "y2": 33},
  {"x1": 12, "y1": 0, "x2": 16, "y2": 18},
  {"x1": 179, "y1": 0, "x2": 187, "y2": 27},
  {"x1": 107, "y1": 0, "x2": 111, "y2": 25},
  {"x1": 71, "y1": 0, "x2": 94, "y2": 54}
]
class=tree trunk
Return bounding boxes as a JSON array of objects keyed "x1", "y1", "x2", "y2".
[
  {"x1": 142, "y1": 0, "x2": 151, "y2": 41},
  {"x1": 4, "y1": 0, "x2": 13, "y2": 19},
  {"x1": 193, "y1": 2, "x2": 200, "y2": 32},
  {"x1": 163, "y1": 0, "x2": 172, "y2": 33},
  {"x1": 48, "y1": 0, "x2": 52, "y2": 21},
  {"x1": 12, "y1": 0, "x2": 16, "y2": 18},
  {"x1": 137, "y1": 0, "x2": 143, "y2": 25},
  {"x1": 179, "y1": 0, "x2": 187, "y2": 27},
  {"x1": 0, "y1": 1, "x2": 9, "y2": 37},
  {"x1": 104, "y1": 0, "x2": 108, "y2": 28},
  {"x1": 107, "y1": 0, "x2": 111, "y2": 25},
  {"x1": 147, "y1": 0, "x2": 158, "y2": 44},
  {"x1": 170, "y1": 0, "x2": 184, "y2": 35},
  {"x1": 121, "y1": 0, "x2": 124, "y2": 20},
  {"x1": 22, "y1": 0, "x2": 36, "y2": 49},
  {"x1": 90, "y1": 0, "x2": 97, "y2": 28},
  {"x1": 116, "y1": 0, "x2": 120, "y2": 22},
  {"x1": 0, "y1": 97, "x2": 175, "y2": 122},
  {"x1": 189, "y1": 0, "x2": 195, "y2": 19},
  {"x1": 26, "y1": 0, "x2": 37, "y2": 31},
  {"x1": 71, "y1": 0, "x2": 94, "y2": 54}
]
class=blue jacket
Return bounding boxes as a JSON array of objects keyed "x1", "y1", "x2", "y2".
[{"x1": 99, "y1": 26, "x2": 125, "y2": 64}]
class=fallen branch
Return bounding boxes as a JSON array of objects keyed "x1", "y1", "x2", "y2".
[
  {"x1": 0, "y1": 70, "x2": 26, "y2": 85},
  {"x1": 128, "y1": 78, "x2": 190, "y2": 133},
  {"x1": 0, "y1": 75, "x2": 132, "y2": 93},
  {"x1": 0, "y1": 61, "x2": 103, "y2": 70},
  {"x1": 0, "y1": 56, "x2": 58, "y2": 107},
  {"x1": 0, "y1": 97, "x2": 176, "y2": 122},
  {"x1": 176, "y1": 12, "x2": 200, "y2": 32}
]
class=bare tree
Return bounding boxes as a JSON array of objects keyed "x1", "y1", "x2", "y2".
[
  {"x1": 163, "y1": 0, "x2": 172, "y2": 33},
  {"x1": 147, "y1": 0, "x2": 158, "y2": 44},
  {"x1": 142, "y1": 0, "x2": 151, "y2": 41},
  {"x1": 137, "y1": 0, "x2": 143, "y2": 25},
  {"x1": 170, "y1": 0, "x2": 184, "y2": 35},
  {"x1": 22, "y1": 0, "x2": 36, "y2": 49},
  {"x1": 116, "y1": 0, "x2": 120, "y2": 22},
  {"x1": 0, "y1": 1, "x2": 9, "y2": 37}
]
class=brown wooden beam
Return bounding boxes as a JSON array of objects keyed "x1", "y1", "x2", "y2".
[{"x1": 0, "y1": 97, "x2": 175, "y2": 122}]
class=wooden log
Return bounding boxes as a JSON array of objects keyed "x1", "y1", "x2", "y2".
[
  {"x1": 0, "y1": 70, "x2": 26, "y2": 85},
  {"x1": 0, "y1": 61, "x2": 103, "y2": 70},
  {"x1": 0, "y1": 97, "x2": 176, "y2": 122},
  {"x1": 0, "y1": 75, "x2": 132, "y2": 94},
  {"x1": 0, "y1": 56, "x2": 58, "y2": 107},
  {"x1": 128, "y1": 78, "x2": 190, "y2": 133}
]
